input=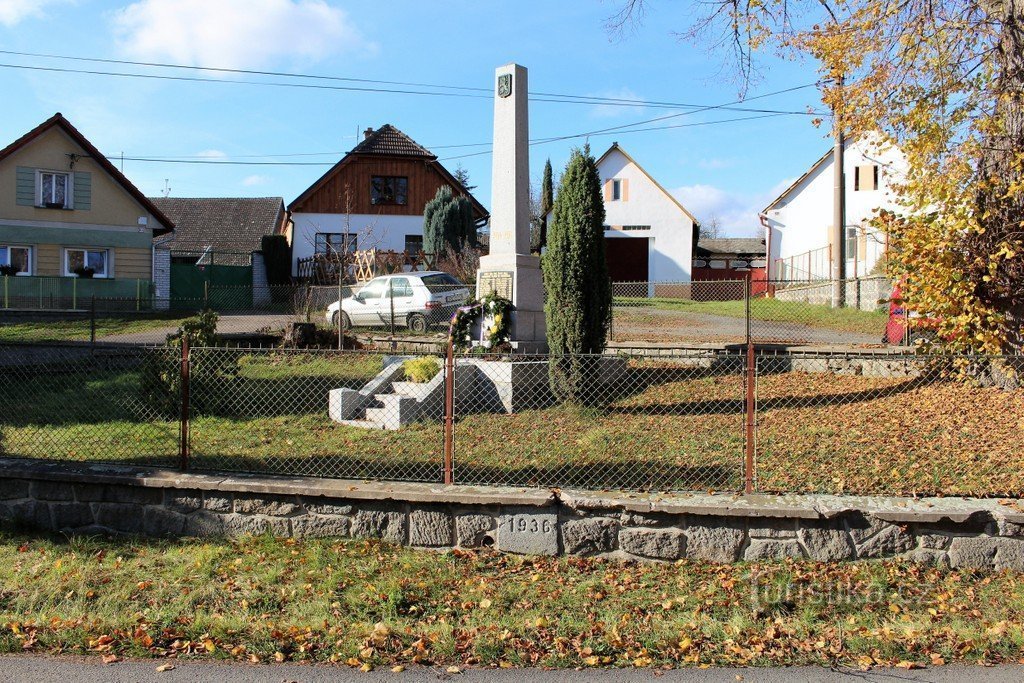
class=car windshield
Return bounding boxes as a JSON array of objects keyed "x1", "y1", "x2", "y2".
[
  {"x1": 357, "y1": 279, "x2": 388, "y2": 299},
  {"x1": 420, "y1": 274, "x2": 463, "y2": 287}
]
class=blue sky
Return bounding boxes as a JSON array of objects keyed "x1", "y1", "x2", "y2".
[{"x1": 0, "y1": 0, "x2": 835, "y2": 236}]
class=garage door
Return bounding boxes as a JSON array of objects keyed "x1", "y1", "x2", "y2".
[{"x1": 605, "y1": 237, "x2": 649, "y2": 282}]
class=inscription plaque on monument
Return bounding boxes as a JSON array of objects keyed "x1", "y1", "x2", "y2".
[{"x1": 477, "y1": 270, "x2": 513, "y2": 300}]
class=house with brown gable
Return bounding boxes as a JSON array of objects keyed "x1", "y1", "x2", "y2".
[{"x1": 287, "y1": 124, "x2": 488, "y2": 277}]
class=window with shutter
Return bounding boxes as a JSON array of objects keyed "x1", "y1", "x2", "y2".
[{"x1": 38, "y1": 170, "x2": 71, "y2": 208}]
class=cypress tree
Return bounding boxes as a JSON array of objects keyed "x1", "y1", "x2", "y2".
[
  {"x1": 422, "y1": 186, "x2": 475, "y2": 254},
  {"x1": 543, "y1": 146, "x2": 611, "y2": 401},
  {"x1": 539, "y1": 158, "x2": 553, "y2": 250}
]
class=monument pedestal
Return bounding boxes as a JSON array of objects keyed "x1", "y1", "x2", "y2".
[{"x1": 477, "y1": 252, "x2": 546, "y2": 353}]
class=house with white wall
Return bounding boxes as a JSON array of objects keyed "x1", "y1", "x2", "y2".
[
  {"x1": 288, "y1": 125, "x2": 487, "y2": 277},
  {"x1": 761, "y1": 136, "x2": 908, "y2": 282},
  {"x1": 594, "y1": 142, "x2": 698, "y2": 283}
]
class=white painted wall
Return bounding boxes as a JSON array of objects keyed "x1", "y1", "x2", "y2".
[
  {"x1": 290, "y1": 213, "x2": 424, "y2": 275},
  {"x1": 763, "y1": 137, "x2": 907, "y2": 280},
  {"x1": 598, "y1": 147, "x2": 694, "y2": 282}
]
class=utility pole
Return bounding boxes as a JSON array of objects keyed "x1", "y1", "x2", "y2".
[{"x1": 831, "y1": 73, "x2": 847, "y2": 308}]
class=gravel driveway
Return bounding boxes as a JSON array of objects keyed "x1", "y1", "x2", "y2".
[
  {"x1": 95, "y1": 313, "x2": 300, "y2": 345},
  {"x1": 612, "y1": 307, "x2": 883, "y2": 346}
]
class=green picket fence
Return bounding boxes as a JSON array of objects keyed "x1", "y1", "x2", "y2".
[{"x1": 1, "y1": 276, "x2": 155, "y2": 311}]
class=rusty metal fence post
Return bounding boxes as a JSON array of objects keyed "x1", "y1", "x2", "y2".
[
  {"x1": 442, "y1": 338, "x2": 455, "y2": 484},
  {"x1": 744, "y1": 276, "x2": 756, "y2": 494},
  {"x1": 179, "y1": 337, "x2": 191, "y2": 471}
]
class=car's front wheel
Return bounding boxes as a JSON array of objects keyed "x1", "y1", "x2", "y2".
[
  {"x1": 407, "y1": 313, "x2": 428, "y2": 334},
  {"x1": 333, "y1": 310, "x2": 352, "y2": 331}
]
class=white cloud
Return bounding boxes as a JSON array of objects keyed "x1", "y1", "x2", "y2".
[
  {"x1": 0, "y1": 0, "x2": 68, "y2": 26},
  {"x1": 196, "y1": 149, "x2": 227, "y2": 159},
  {"x1": 242, "y1": 174, "x2": 270, "y2": 186},
  {"x1": 673, "y1": 178, "x2": 795, "y2": 236},
  {"x1": 110, "y1": 0, "x2": 375, "y2": 70},
  {"x1": 589, "y1": 87, "x2": 645, "y2": 119}
]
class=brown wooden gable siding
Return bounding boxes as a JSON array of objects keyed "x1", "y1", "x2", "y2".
[{"x1": 292, "y1": 155, "x2": 481, "y2": 217}]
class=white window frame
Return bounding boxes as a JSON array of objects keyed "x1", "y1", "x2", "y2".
[
  {"x1": 0, "y1": 244, "x2": 33, "y2": 276},
  {"x1": 844, "y1": 226, "x2": 859, "y2": 261},
  {"x1": 611, "y1": 179, "x2": 622, "y2": 201},
  {"x1": 63, "y1": 247, "x2": 111, "y2": 279},
  {"x1": 37, "y1": 170, "x2": 73, "y2": 209}
]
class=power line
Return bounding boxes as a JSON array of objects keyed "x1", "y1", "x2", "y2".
[
  {"x1": 440, "y1": 113, "x2": 796, "y2": 161},
  {"x1": 120, "y1": 157, "x2": 335, "y2": 166},
  {"x1": 0, "y1": 48, "x2": 493, "y2": 94},
  {"x1": 0, "y1": 62, "x2": 493, "y2": 99},
  {"x1": 111, "y1": 82, "x2": 825, "y2": 162},
  {"x1": 0, "y1": 49, "x2": 825, "y2": 114},
  {"x1": 109, "y1": 112, "x2": 801, "y2": 166}
]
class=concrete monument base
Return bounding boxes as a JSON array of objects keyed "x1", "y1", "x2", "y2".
[{"x1": 477, "y1": 252, "x2": 547, "y2": 353}]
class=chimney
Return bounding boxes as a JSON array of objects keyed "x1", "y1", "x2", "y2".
[{"x1": 363, "y1": 127, "x2": 374, "y2": 140}]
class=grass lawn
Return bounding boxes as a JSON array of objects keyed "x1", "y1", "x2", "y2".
[
  {"x1": 1, "y1": 352, "x2": 1021, "y2": 496},
  {"x1": 1, "y1": 532, "x2": 1022, "y2": 669},
  {"x1": 615, "y1": 296, "x2": 888, "y2": 337},
  {"x1": 0, "y1": 316, "x2": 189, "y2": 343}
]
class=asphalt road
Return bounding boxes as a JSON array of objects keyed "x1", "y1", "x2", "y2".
[{"x1": 2, "y1": 657, "x2": 1023, "y2": 683}]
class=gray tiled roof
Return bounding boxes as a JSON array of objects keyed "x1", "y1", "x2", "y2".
[
  {"x1": 694, "y1": 237, "x2": 766, "y2": 257},
  {"x1": 349, "y1": 124, "x2": 435, "y2": 158},
  {"x1": 149, "y1": 197, "x2": 285, "y2": 253}
]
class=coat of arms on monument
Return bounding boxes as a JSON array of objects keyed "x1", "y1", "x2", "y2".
[{"x1": 497, "y1": 73, "x2": 512, "y2": 98}]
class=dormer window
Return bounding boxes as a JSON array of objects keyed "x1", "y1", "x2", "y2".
[{"x1": 39, "y1": 170, "x2": 71, "y2": 208}]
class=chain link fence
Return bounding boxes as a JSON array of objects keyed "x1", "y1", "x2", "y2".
[
  {"x1": 4, "y1": 276, "x2": 899, "y2": 350},
  {"x1": 451, "y1": 352, "x2": 746, "y2": 491},
  {"x1": 1, "y1": 343, "x2": 1021, "y2": 497},
  {"x1": 0, "y1": 345, "x2": 180, "y2": 467},
  {"x1": 185, "y1": 348, "x2": 445, "y2": 482},
  {"x1": 609, "y1": 278, "x2": 895, "y2": 348}
]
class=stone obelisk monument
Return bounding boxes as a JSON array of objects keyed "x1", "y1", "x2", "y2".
[{"x1": 476, "y1": 63, "x2": 547, "y2": 352}]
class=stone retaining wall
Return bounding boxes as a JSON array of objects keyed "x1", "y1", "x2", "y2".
[{"x1": 1, "y1": 459, "x2": 1021, "y2": 569}]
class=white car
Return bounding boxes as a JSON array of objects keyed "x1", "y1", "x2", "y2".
[{"x1": 326, "y1": 272, "x2": 471, "y2": 333}]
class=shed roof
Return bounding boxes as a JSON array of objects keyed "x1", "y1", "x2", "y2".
[
  {"x1": 149, "y1": 197, "x2": 286, "y2": 253},
  {"x1": 694, "y1": 237, "x2": 766, "y2": 257}
]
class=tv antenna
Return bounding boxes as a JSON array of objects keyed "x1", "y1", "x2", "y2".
[{"x1": 161, "y1": 179, "x2": 171, "y2": 198}]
